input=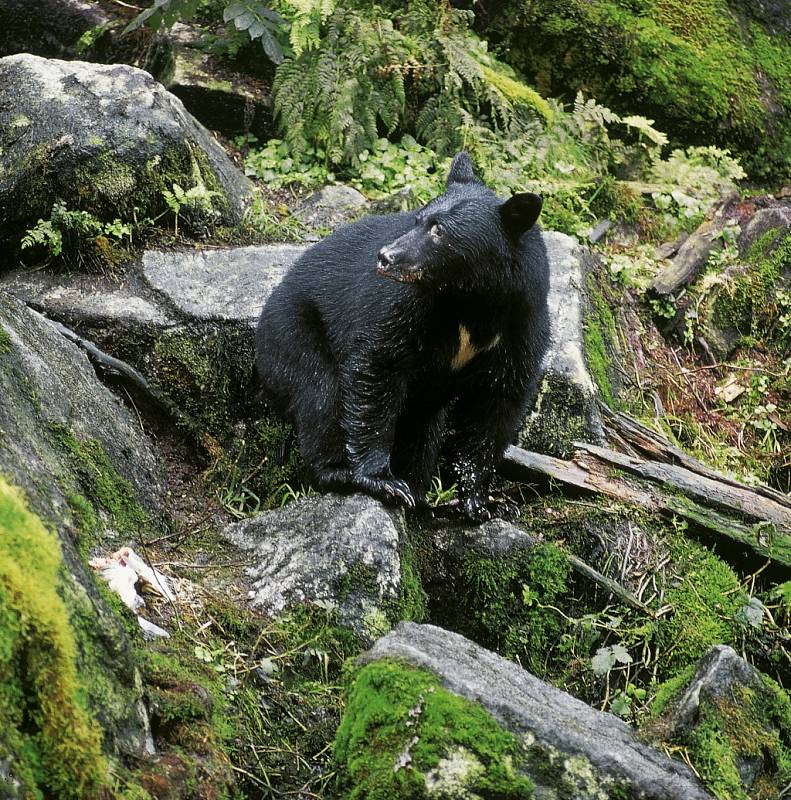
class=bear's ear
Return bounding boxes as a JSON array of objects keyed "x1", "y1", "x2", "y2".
[
  {"x1": 499, "y1": 193, "x2": 543, "y2": 238},
  {"x1": 446, "y1": 152, "x2": 478, "y2": 186}
]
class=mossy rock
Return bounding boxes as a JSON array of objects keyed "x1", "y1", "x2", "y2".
[
  {"x1": 336, "y1": 659, "x2": 537, "y2": 798},
  {"x1": 647, "y1": 645, "x2": 791, "y2": 799},
  {"x1": 339, "y1": 623, "x2": 712, "y2": 799},
  {"x1": 0, "y1": 478, "x2": 107, "y2": 800},
  {"x1": 0, "y1": 53, "x2": 251, "y2": 264},
  {"x1": 699, "y1": 228, "x2": 791, "y2": 358},
  {"x1": 224, "y1": 493, "x2": 427, "y2": 643},
  {"x1": 483, "y1": 0, "x2": 791, "y2": 181},
  {"x1": 0, "y1": 291, "x2": 162, "y2": 763}
]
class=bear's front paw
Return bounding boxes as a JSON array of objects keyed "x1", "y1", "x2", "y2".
[{"x1": 356, "y1": 475, "x2": 415, "y2": 509}]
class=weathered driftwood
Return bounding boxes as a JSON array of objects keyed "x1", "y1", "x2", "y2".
[{"x1": 502, "y1": 444, "x2": 791, "y2": 569}]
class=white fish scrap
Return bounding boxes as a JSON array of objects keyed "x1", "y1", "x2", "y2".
[{"x1": 90, "y1": 546, "x2": 174, "y2": 638}]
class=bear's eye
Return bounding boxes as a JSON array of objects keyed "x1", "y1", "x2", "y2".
[{"x1": 430, "y1": 223, "x2": 444, "y2": 239}]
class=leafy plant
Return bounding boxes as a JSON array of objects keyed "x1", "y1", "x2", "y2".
[
  {"x1": 275, "y1": 482, "x2": 315, "y2": 507},
  {"x1": 21, "y1": 219, "x2": 63, "y2": 257},
  {"x1": 161, "y1": 182, "x2": 220, "y2": 236},
  {"x1": 216, "y1": 471, "x2": 262, "y2": 518},
  {"x1": 650, "y1": 146, "x2": 746, "y2": 223},
  {"x1": 591, "y1": 642, "x2": 632, "y2": 676},
  {"x1": 242, "y1": 137, "x2": 332, "y2": 187},
  {"x1": 425, "y1": 475, "x2": 458, "y2": 507},
  {"x1": 21, "y1": 201, "x2": 136, "y2": 260}
]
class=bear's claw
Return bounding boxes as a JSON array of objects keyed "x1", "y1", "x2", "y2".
[{"x1": 356, "y1": 476, "x2": 415, "y2": 509}]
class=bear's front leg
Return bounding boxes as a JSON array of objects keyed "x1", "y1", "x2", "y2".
[
  {"x1": 446, "y1": 390, "x2": 526, "y2": 523},
  {"x1": 341, "y1": 349, "x2": 416, "y2": 509}
]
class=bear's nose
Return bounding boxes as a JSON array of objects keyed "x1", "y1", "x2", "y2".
[{"x1": 377, "y1": 248, "x2": 394, "y2": 270}]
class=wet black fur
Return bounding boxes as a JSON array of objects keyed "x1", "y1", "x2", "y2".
[{"x1": 255, "y1": 153, "x2": 551, "y2": 519}]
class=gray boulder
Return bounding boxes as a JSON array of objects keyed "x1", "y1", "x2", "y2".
[
  {"x1": 224, "y1": 493, "x2": 424, "y2": 643},
  {"x1": 294, "y1": 185, "x2": 370, "y2": 231},
  {"x1": 344, "y1": 622, "x2": 712, "y2": 799},
  {"x1": 0, "y1": 54, "x2": 252, "y2": 256},
  {"x1": 0, "y1": 0, "x2": 111, "y2": 59},
  {"x1": 0, "y1": 290, "x2": 163, "y2": 761},
  {"x1": 142, "y1": 243, "x2": 302, "y2": 324}
]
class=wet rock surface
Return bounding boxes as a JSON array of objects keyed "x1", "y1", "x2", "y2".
[
  {"x1": 0, "y1": 289, "x2": 161, "y2": 758},
  {"x1": 0, "y1": 291, "x2": 164, "y2": 516},
  {"x1": 355, "y1": 622, "x2": 713, "y2": 799},
  {"x1": 0, "y1": 0, "x2": 111, "y2": 59},
  {"x1": 1, "y1": 268, "x2": 176, "y2": 330},
  {"x1": 294, "y1": 185, "x2": 370, "y2": 232},
  {"x1": 224, "y1": 493, "x2": 405, "y2": 643}
]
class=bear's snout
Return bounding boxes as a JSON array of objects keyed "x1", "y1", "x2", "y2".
[{"x1": 377, "y1": 247, "x2": 395, "y2": 272}]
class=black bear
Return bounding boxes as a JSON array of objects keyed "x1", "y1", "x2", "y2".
[{"x1": 256, "y1": 152, "x2": 550, "y2": 520}]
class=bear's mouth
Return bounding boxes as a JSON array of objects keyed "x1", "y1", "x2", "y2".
[{"x1": 376, "y1": 263, "x2": 424, "y2": 283}]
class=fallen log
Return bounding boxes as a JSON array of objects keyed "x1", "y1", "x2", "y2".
[
  {"x1": 501, "y1": 444, "x2": 791, "y2": 569},
  {"x1": 598, "y1": 403, "x2": 791, "y2": 509}
]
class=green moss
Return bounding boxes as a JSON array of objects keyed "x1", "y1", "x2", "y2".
[
  {"x1": 655, "y1": 534, "x2": 741, "y2": 673},
  {"x1": 458, "y1": 542, "x2": 573, "y2": 679},
  {"x1": 394, "y1": 542, "x2": 429, "y2": 625},
  {"x1": 336, "y1": 561, "x2": 380, "y2": 601},
  {"x1": 152, "y1": 327, "x2": 253, "y2": 439},
  {"x1": 481, "y1": 66, "x2": 553, "y2": 121},
  {"x1": 0, "y1": 478, "x2": 106, "y2": 799},
  {"x1": 334, "y1": 659, "x2": 535, "y2": 798},
  {"x1": 66, "y1": 492, "x2": 100, "y2": 558},
  {"x1": 653, "y1": 672, "x2": 791, "y2": 800},
  {"x1": 584, "y1": 272, "x2": 620, "y2": 408},
  {"x1": 709, "y1": 230, "x2": 790, "y2": 354},
  {"x1": 145, "y1": 325, "x2": 303, "y2": 510},
  {"x1": 70, "y1": 140, "x2": 230, "y2": 226},
  {"x1": 589, "y1": 176, "x2": 644, "y2": 226},
  {"x1": 522, "y1": 373, "x2": 592, "y2": 457},
  {"x1": 488, "y1": 0, "x2": 791, "y2": 180},
  {"x1": 0, "y1": 325, "x2": 11, "y2": 355},
  {"x1": 650, "y1": 664, "x2": 697, "y2": 719},
  {"x1": 520, "y1": 738, "x2": 630, "y2": 798},
  {"x1": 49, "y1": 423, "x2": 148, "y2": 540}
]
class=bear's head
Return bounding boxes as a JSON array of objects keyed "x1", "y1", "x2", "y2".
[{"x1": 376, "y1": 152, "x2": 542, "y2": 287}]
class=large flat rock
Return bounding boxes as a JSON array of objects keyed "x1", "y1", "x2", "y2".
[
  {"x1": 360, "y1": 623, "x2": 713, "y2": 799},
  {"x1": 1, "y1": 269, "x2": 176, "y2": 329},
  {"x1": 142, "y1": 244, "x2": 304, "y2": 324}
]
